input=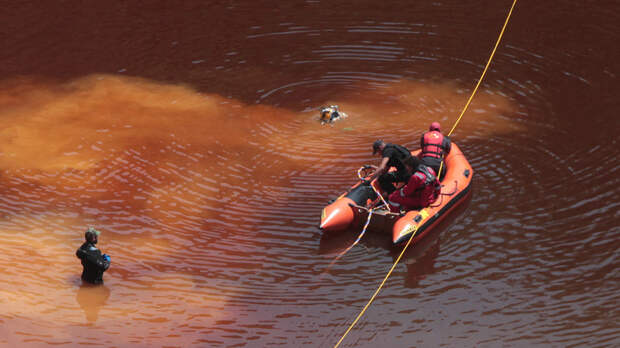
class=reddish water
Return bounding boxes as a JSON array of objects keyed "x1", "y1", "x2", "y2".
[{"x1": 1, "y1": 1, "x2": 618, "y2": 347}]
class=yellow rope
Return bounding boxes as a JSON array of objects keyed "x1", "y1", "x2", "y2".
[
  {"x1": 334, "y1": 1, "x2": 517, "y2": 347},
  {"x1": 334, "y1": 224, "x2": 420, "y2": 348},
  {"x1": 447, "y1": 0, "x2": 518, "y2": 137}
]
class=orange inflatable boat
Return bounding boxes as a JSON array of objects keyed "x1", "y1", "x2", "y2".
[{"x1": 319, "y1": 143, "x2": 473, "y2": 245}]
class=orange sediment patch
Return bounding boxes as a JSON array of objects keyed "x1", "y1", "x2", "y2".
[
  {"x1": 0, "y1": 74, "x2": 520, "y2": 345},
  {"x1": 0, "y1": 75, "x2": 251, "y2": 171}
]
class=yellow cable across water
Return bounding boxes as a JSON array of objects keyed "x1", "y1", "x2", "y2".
[{"x1": 334, "y1": 1, "x2": 518, "y2": 347}]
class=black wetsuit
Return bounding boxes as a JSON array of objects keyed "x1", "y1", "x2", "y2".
[
  {"x1": 76, "y1": 242, "x2": 110, "y2": 284},
  {"x1": 378, "y1": 143, "x2": 415, "y2": 193}
]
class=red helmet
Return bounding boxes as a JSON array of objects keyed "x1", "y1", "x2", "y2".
[{"x1": 429, "y1": 122, "x2": 441, "y2": 131}]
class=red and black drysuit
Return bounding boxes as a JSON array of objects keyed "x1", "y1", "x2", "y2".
[{"x1": 388, "y1": 164, "x2": 440, "y2": 213}]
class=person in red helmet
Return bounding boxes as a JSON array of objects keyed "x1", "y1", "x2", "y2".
[
  {"x1": 388, "y1": 157, "x2": 440, "y2": 212},
  {"x1": 420, "y1": 122, "x2": 451, "y2": 178}
]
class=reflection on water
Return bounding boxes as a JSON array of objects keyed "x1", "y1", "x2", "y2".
[
  {"x1": 403, "y1": 238, "x2": 440, "y2": 289},
  {"x1": 76, "y1": 284, "x2": 111, "y2": 323}
]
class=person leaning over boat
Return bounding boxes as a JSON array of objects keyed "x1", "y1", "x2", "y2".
[
  {"x1": 76, "y1": 227, "x2": 110, "y2": 285},
  {"x1": 364, "y1": 139, "x2": 416, "y2": 195},
  {"x1": 420, "y1": 122, "x2": 451, "y2": 178},
  {"x1": 388, "y1": 157, "x2": 440, "y2": 213}
]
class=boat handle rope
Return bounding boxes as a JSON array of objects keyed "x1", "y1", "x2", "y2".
[
  {"x1": 357, "y1": 164, "x2": 389, "y2": 208},
  {"x1": 430, "y1": 193, "x2": 444, "y2": 208},
  {"x1": 324, "y1": 207, "x2": 375, "y2": 273},
  {"x1": 430, "y1": 180, "x2": 458, "y2": 208},
  {"x1": 347, "y1": 202, "x2": 402, "y2": 217},
  {"x1": 323, "y1": 165, "x2": 389, "y2": 271},
  {"x1": 441, "y1": 180, "x2": 458, "y2": 197},
  {"x1": 334, "y1": 1, "x2": 518, "y2": 346}
]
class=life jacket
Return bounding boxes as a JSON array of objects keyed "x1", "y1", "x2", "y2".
[{"x1": 421, "y1": 131, "x2": 447, "y2": 159}]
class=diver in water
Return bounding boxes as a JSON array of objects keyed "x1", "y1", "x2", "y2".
[
  {"x1": 76, "y1": 227, "x2": 110, "y2": 285},
  {"x1": 319, "y1": 105, "x2": 347, "y2": 125}
]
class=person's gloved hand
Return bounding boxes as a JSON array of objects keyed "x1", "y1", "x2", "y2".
[{"x1": 103, "y1": 254, "x2": 111, "y2": 262}]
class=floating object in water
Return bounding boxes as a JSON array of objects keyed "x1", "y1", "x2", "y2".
[
  {"x1": 319, "y1": 105, "x2": 348, "y2": 125},
  {"x1": 319, "y1": 143, "x2": 473, "y2": 245}
]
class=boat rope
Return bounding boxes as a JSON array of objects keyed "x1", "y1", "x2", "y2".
[
  {"x1": 334, "y1": 1, "x2": 518, "y2": 346},
  {"x1": 357, "y1": 164, "x2": 389, "y2": 208},
  {"x1": 323, "y1": 165, "x2": 389, "y2": 271},
  {"x1": 325, "y1": 207, "x2": 375, "y2": 272},
  {"x1": 324, "y1": 198, "x2": 392, "y2": 273}
]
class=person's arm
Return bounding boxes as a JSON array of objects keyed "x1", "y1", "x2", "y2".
[
  {"x1": 95, "y1": 251, "x2": 110, "y2": 271},
  {"x1": 367, "y1": 157, "x2": 390, "y2": 182},
  {"x1": 101, "y1": 257, "x2": 110, "y2": 271},
  {"x1": 77, "y1": 248, "x2": 109, "y2": 271}
]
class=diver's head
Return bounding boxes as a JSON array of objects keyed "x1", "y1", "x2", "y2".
[
  {"x1": 320, "y1": 105, "x2": 340, "y2": 123},
  {"x1": 429, "y1": 122, "x2": 441, "y2": 132},
  {"x1": 320, "y1": 108, "x2": 330, "y2": 122},
  {"x1": 85, "y1": 227, "x2": 100, "y2": 244},
  {"x1": 319, "y1": 106, "x2": 333, "y2": 122}
]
